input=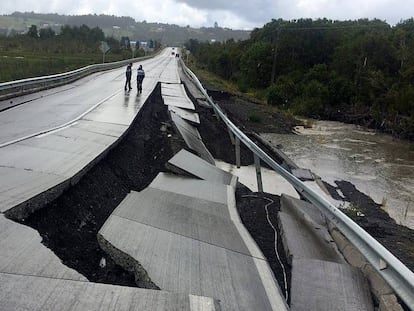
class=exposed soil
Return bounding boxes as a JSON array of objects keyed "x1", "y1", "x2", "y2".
[
  {"x1": 15, "y1": 83, "x2": 187, "y2": 287},
  {"x1": 207, "y1": 88, "x2": 299, "y2": 135},
  {"x1": 207, "y1": 84, "x2": 414, "y2": 276},
  {"x1": 7, "y1": 70, "x2": 413, "y2": 311},
  {"x1": 234, "y1": 186, "x2": 291, "y2": 302},
  {"x1": 326, "y1": 180, "x2": 414, "y2": 272}
]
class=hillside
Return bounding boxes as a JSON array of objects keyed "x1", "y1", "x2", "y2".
[
  {"x1": 187, "y1": 18, "x2": 414, "y2": 140},
  {"x1": 0, "y1": 12, "x2": 250, "y2": 45}
]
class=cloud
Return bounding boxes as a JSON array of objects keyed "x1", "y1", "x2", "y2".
[
  {"x1": 175, "y1": 0, "x2": 276, "y2": 27},
  {"x1": 0, "y1": 0, "x2": 413, "y2": 29},
  {"x1": 275, "y1": 0, "x2": 414, "y2": 25}
]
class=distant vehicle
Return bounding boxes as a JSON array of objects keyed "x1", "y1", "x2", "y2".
[{"x1": 171, "y1": 52, "x2": 175, "y2": 56}]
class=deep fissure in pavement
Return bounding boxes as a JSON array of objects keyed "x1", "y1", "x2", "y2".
[
  {"x1": 8, "y1": 75, "x2": 402, "y2": 306},
  {"x1": 13, "y1": 83, "x2": 186, "y2": 287}
]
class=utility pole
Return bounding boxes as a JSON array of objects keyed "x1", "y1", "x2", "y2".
[{"x1": 270, "y1": 28, "x2": 280, "y2": 85}]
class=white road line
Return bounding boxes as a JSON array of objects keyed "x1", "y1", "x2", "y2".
[{"x1": 0, "y1": 90, "x2": 122, "y2": 148}]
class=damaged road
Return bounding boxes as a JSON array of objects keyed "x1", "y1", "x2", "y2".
[
  {"x1": 3, "y1": 69, "x2": 413, "y2": 311},
  {"x1": 11, "y1": 83, "x2": 187, "y2": 287}
]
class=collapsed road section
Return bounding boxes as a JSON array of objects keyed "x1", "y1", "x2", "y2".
[
  {"x1": 12, "y1": 83, "x2": 183, "y2": 286},
  {"x1": 1, "y1": 50, "x2": 410, "y2": 310}
]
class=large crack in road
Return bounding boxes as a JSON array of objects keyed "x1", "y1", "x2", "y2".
[{"x1": 9, "y1": 83, "x2": 186, "y2": 287}]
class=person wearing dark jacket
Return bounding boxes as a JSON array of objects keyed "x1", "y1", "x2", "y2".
[
  {"x1": 124, "y1": 63, "x2": 132, "y2": 91},
  {"x1": 136, "y1": 65, "x2": 145, "y2": 94}
]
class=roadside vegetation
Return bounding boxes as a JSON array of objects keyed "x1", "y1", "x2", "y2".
[
  {"x1": 0, "y1": 12, "x2": 250, "y2": 47},
  {"x1": 185, "y1": 18, "x2": 414, "y2": 140},
  {"x1": 0, "y1": 24, "x2": 149, "y2": 82}
]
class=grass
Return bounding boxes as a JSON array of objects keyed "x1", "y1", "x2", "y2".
[
  {"x1": 0, "y1": 50, "x2": 133, "y2": 82},
  {"x1": 339, "y1": 203, "x2": 365, "y2": 220},
  {"x1": 186, "y1": 59, "x2": 267, "y2": 104},
  {"x1": 187, "y1": 62, "x2": 240, "y2": 94},
  {"x1": 184, "y1": 59, "x2": 298, "y2": 129},
  {"x1": 248, "y1": 114, "x2": 262, "y2": 123},
  {"x1": 1, "y1": 54, "x2": 102, "y2": 82}
]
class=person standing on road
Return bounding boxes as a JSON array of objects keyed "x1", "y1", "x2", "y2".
[
  {"x1": 124, "y1": 63, "x2": 132, "y2": 91},
  {"x1": 137, "y1": 65, "x2": 145, "y2": 94}
]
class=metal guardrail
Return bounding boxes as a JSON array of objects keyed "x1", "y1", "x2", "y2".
[
  {"x1": 0, "y1": 54, "x2": 155, "y2": 101},
  {"x1": 180, "y1": 59, "x2": 414, "y2": 308}
]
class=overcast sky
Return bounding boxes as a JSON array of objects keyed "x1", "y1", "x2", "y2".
[{"x1": 1, "y1": 0, "x2": 414, "y2": 29}]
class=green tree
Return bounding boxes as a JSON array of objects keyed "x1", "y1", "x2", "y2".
[
  {"x1": 39, "y1": 28, "x2": 55, "y2": 39},
  {"x1": 27, "y1": 25, "x2": 38, "y2": 38},
  {"x1": 240, "y1": 41, "x2": 273, "y2": 88}
]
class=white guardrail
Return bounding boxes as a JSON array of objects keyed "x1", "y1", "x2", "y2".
[
  {"x1": 0, "y1": 54, "x2": 155, "y2": 101},
  {"x1": 180, "y1": 59, "x2": 414, "y2": 309}
]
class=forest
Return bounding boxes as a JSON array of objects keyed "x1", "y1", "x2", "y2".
[
  {"x1": 185, "y1": 18, "x2": 414, "y2": 140},
  {"x1": 0, "y1": 24, "x2": 153, "y2": 82}
]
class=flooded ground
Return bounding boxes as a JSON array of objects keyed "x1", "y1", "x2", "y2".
[{"x1": 261, "y1": 120, "x2": 414, "y2": 229}]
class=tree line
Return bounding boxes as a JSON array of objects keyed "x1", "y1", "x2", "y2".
[
  {"x1": 2, "y1": 12, "x2": 250, "y2": 46},
  {"x1": 9, "y1": 11, "x2": 137, "y2": 29},
  {"x1": 0, "y1": 24, "x2": 154, "y2": 82},
  {"x1": 185, "y1": 18, "x2": 414, "y2": 140}
]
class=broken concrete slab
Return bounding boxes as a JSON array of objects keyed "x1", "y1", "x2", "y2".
[
  {"x1": 177, "y1": 66, "x2": 206, "y2": 101},
  {"x1": 99, "y1": 169, "x2": 287, "y2": 309},
  {"x1": 131, "y1": 187, "x2": 231, "y2": 220},
  {"x1": 170, "y1": 111, "x2": 201, "y2": 139},
  {"x1": 112, "y1": 190, "x2": 250, "y2": 255},
  {"x1": 0, "y1": 215, "x2": 86, "y2": 281},
  {"x1": 0, "y1": 166, "x2": 68, "y2": 215},
  {"x1": 291, "y1": 168, "x2": 314, "y2": 181},
  {"x1": 159, "y1": 68, "x2": 181, "y2": 84},
  {"x1": 167, "y1": 149, "x2": 237, "y2": 187},
  {"x1": 0, "y1": 272, "x2": 221, "y2": 311},
  {"x1": 161, "y1": 83, "x2": 189, "y2": 98},
  {"x1": 99, "y1": 214, "x2": 287, "y2": 311},
  {"x1": 278, "y1": 194, "x2": 344, "y2": 264},
  {"x1": 71, "y1": 119, "x2": 128, "y2": 138},
  {"x1": 149, "y1": 172, "x2": 228, "y2": 205},
  {"x1": 16, "y1": 130, "x2": 114, "y2": 159},
  {"x1": 168, "y1": 106, "x2": 200, "y2": 124},
  {"x1": 163, "y1": 95, "x2": 196, "y2": 110},
  {"x1": 170, "y1": 112, "x2": 214, "y2": 165},
  {"x1": 280, "y1": 194, "x2": 326, "y2": 227},
  {"x1": 328, "y1": 227, "x2": 395, "y2": 302},
  {"x1": 0, "y1": 112, "x2": 129, "y2": 217},
  {"x1": 290, "y1": 258, "x2": 373, "y2": 311},
  {"x1": 378, "y1": 294, "x2": 404, "y2": 311},
  {"x1": 0, "y1": 143, "x2": 93, "y2": 178}
]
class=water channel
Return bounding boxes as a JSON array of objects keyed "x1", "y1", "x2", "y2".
[{"x1": 260, "y1": 120, "x2": 414, "y2": 229}]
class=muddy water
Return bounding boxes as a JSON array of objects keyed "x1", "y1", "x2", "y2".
[{"x1": 261, "y1": 120, "x2": 414, "y2": 229}]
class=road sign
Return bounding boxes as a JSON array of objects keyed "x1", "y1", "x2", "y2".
[
  {"x1": 100, "y1": 41, "x2": 110, "y2": 54},
  {"x1": 100, "y1": 41, "x2": 110, "y2": 63}
]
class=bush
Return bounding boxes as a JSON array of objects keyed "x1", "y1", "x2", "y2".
[
  {"x1": 237, "y1": 79, "x2": 248, "y2": 93},
  {"x1": 267, "y1": 85, "x2": 281, "y2": 106},
  {"x1": 290, "y1": 96, "x2": 323, "y2": 117},
  {"x1": 267, "y1": 75, "x2": 296, "y2": 106},
  {"x1": 248, "y1": 114, "x2": 262, "y2": 123}
]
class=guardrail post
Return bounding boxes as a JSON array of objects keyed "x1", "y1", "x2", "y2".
[
  {"x1": 228, "y1": 127, "x2": 235, "y2": 145},
  {"x1": 254, "y1": 154, "x2": 263, "y2": 192},
  {"x1": 235, "y1": 137, "x2": 241, "y2": 168},
  {"x1": 213, "y1": 102, "x2": 220, "y2": 120},
  {"x1": 182, "y1": 61, "x2": 414, "y2": 309}
]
